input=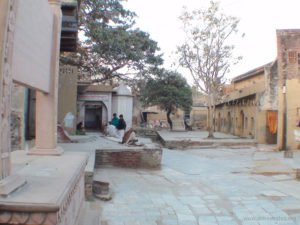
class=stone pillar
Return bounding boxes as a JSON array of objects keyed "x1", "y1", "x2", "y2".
[
  {"x1": 0, "y1": 0, "x2": 26, "y2": 195},
  {"x1": 0, "y1": 0, "x2": 13, "y2": 180},
  {"x1": 29, "y1": 0, "x2": 63, "y2": 155}
]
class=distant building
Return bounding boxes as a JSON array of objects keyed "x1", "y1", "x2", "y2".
[
  {"x1": 215, "y1": 61, "x2": 278, "y2": 144},
  {"x1": 76, "y1": 82, "x2": 133, "y2": 132},
  {"x1": 132, "y1": 88, "x2": 208, "y2": 130},
  {"x1": 190, "y1": 88, "x2": 208, "y2": 130},
  {"x1": 215, "y1": 29, "x2": 300, "y2": 150}
]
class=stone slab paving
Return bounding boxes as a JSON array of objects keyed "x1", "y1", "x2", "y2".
[
  {"x1": 59, "y1": 131, "x2": 300, "y2": 225},
  {"x1": 94, "y1": 147, "x2": 300, "y2": 225}
]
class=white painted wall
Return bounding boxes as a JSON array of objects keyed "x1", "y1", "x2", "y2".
[{"x1": 112, "y1": 84, "x2": 133, "y2": 129}]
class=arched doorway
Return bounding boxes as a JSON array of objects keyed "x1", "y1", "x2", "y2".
[
  {"x1": 239, "y1": 110, "x2": 245, "y2": 136},
  {"x1": 84, "y1": 104, "x2": 102, "y2": 130},
  {"x1": 227, "y1": 112, "x2": 231, "y2": 133},
  {"x1": 250, "y1": 117, "x2": 255, "y2": 137},
  {"x1": 218, "y1": 112, "x2": 221, "y2": 131},
  {"x1": 83, "y1": 102, "x2": 108, "y2": 131}
]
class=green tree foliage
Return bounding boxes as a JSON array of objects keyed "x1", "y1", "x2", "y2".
[
  {"x1": 140, "y1": 69, "x2": 192, "y2": 129},
  {"x1": 177, "y1": 1, "x2": 243, "y2": 137},
  {"x1": 63, "y1": 0, "x2": 163, "y2": 83}
]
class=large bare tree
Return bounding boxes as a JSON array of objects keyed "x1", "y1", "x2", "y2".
[{"x1": 177, "y1": 1, "x2": 243, "y2": 138}]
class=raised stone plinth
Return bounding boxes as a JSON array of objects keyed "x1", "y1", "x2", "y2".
[
  {"x1": 84, "y1": 150, "x2": 95, "y2": 201},
  {"x1": 0, "y1": 151, "x2": 88, "y2": 225},
  {"x1": 95, "y1": 144, "x2": 162, "y2": 169},
  {"x1": 172, "y1": 119, "x2": 186, "y2": 131}
]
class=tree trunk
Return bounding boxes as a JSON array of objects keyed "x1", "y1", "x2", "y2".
[{"x1": 167, "y1": 110, "x2": 173, "y2": 130}]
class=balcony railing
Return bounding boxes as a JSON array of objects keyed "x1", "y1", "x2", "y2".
[
  {"x1": 62, "y1": 16, "x2": 77, "y2": 32},
  {"x1": 60, "y1": 3, "x2": 78, "y2": 52}
]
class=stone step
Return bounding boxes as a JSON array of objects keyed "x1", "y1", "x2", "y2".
[
  {"x1": 93, "y1": 180, "x2": 112, "y2": 201},
  {"x1": 76, "y1": 201, "x2": 101, "y2": 225}
]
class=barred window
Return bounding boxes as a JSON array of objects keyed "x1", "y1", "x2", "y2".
[{"x1": 288, "y1": 51, "x2": 297, "y2": 63}]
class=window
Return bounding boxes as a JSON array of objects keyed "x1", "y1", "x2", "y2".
[{"x1": 289, "y1": 51, "x2": 297, "y2": 63}]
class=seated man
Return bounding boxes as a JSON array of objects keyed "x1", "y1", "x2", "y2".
[
  {"x1": 111, "y1": 113, "x2": 119, "y2": 127},
  {"x1": 117, "y1": 114, "x2": 126, "y2": 140}
]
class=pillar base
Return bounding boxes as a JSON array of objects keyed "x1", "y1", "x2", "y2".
[
  {"x1": 0, "y1": 174, "x2": 26, "y2": 196},
  {"x1": 28, "y1": 146, "x2": 64, "y2": 156}
]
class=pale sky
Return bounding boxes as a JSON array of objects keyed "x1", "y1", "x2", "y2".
[{"x1": 124, "y1": 0, "x2": 300, "y2": 81}]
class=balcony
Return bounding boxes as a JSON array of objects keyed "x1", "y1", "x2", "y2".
[{"x1": 60, "y1": 0, "x2": 79, "y2": 52}]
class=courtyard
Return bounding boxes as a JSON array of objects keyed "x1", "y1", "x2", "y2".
[{"x1": 74, "y1": 133, "x2": 300, "y2": 225}]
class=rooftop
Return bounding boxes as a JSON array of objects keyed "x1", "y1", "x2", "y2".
[{"x1": 232, "y1": 61, "x2": 274, "y2": 83}]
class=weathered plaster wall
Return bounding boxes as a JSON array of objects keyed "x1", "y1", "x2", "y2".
[
  {"x1": 285, "y1": 80, "x2": 300, "y2": 149},
  {"x1": 277, "y1": 29, "x2": 300, "y2": 150},
  {"x1": 190, "y1": 107, "x2": 208, "y2": 129},
  {"x1": 259, "y1": 61, "x2": 278, "y2": 111},
  {"x1": 233, "y1": 73, "x2": 265, "y2": 90},
  {"x1": 58, "y1": 65, "x2": 77, "y2": 134},
  {"x1": 215, "y1": 96, "x2": 257, "y2": 138}
]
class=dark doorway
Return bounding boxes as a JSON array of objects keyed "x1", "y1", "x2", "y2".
[
  {"x1": 25, "y1": 89, "x2": 36, "y2": 140},
  {"x1": 227, "y1": 112, "x2": 231, "y2": 133},
  {"x1": 85, "y1": 105, "x2": 102, "y2": 130},
  {"x1": 218, "y1": 112, "x2": 221, "y2": 131},
  {"x1": 266, "y1": 110, "x2": 277, "y2": 144},
  {"x1": 239, "y1": 110, "x2": 244, "y2": 136}
]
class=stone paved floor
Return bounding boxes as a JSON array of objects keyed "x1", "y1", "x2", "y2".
[{"x1": 92, "y1": 147, "x2": 300, "y2": 225}]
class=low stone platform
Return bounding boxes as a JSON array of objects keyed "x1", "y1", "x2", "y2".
[
  {"x1": 157, "y1": 130, "x2": 257, "y2": 149},
  {"x1": 0, "y1": 150, "x2": 88, "y2": 225},
  {"x1": 95, "y1": 144, "x2": 162, "y2": 169}
]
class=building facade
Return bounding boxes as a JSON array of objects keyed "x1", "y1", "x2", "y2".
[
  {"x1": 215, "y1": 61, "x2": 278, "y2": 144},
  {"x1": 215, "y1": 29, "x2": 300, "y2": 150},
  {"x1": 76, "y1": 82, "x2": 133, "y2": 132}
]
